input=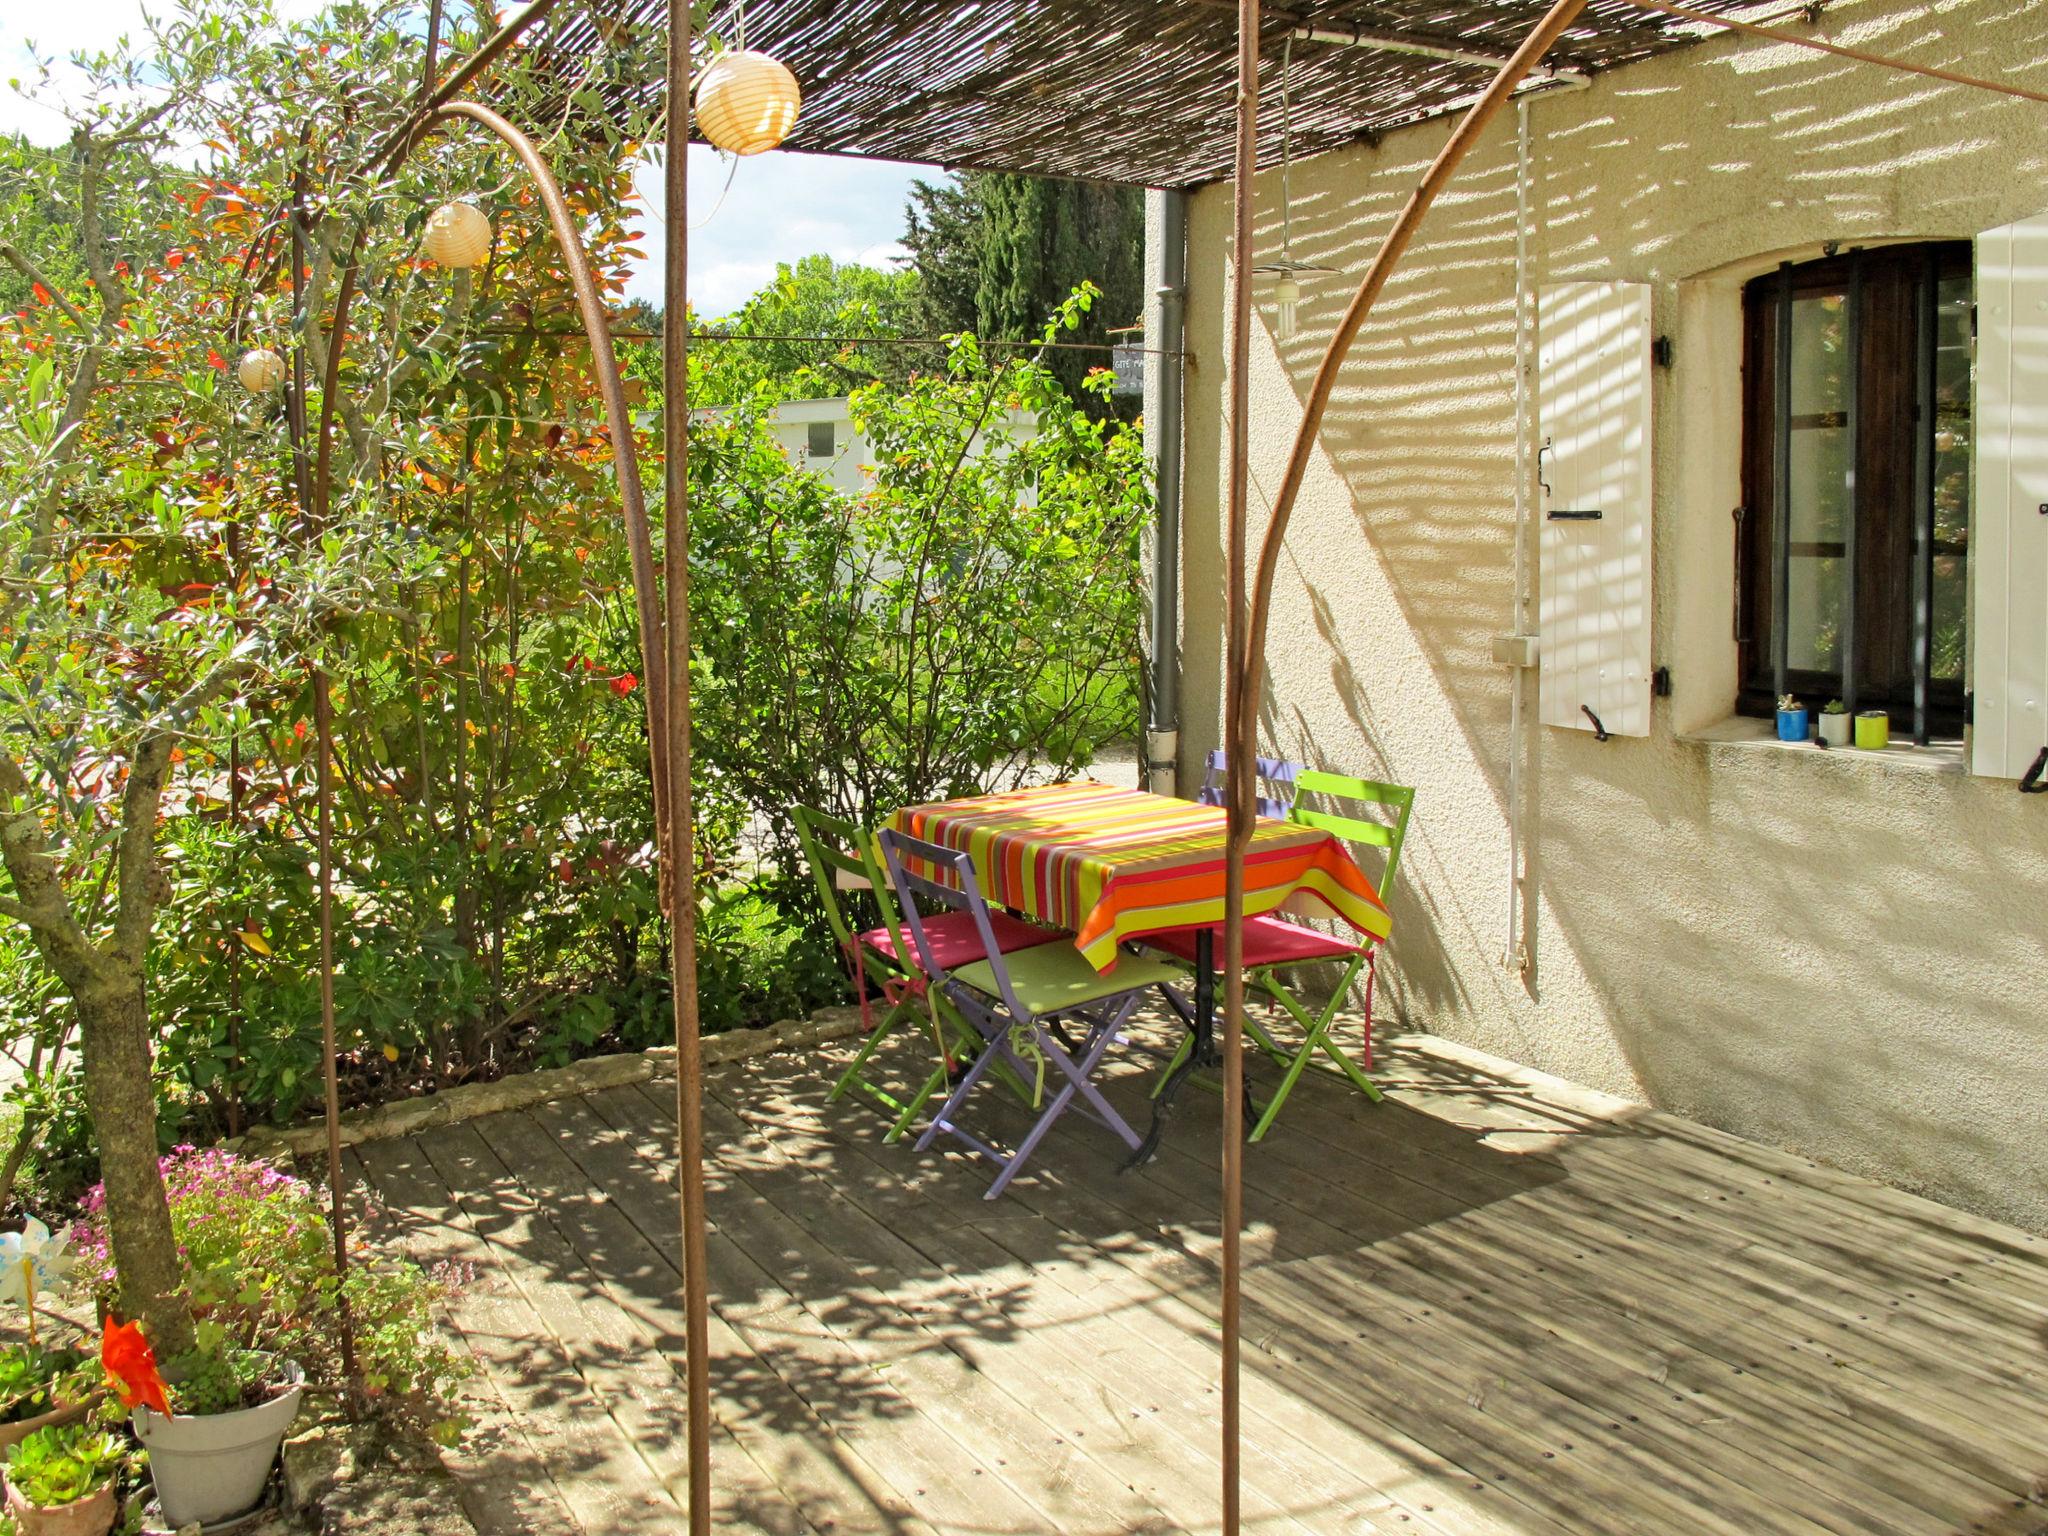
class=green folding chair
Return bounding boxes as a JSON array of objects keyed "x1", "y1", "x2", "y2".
[
  {"x1": 1147, "y1": 768, "x2": 1413, "y2": 1141},
  {"x1": 793, "y1": 806, "x2": 1055, "y2": 1142}
]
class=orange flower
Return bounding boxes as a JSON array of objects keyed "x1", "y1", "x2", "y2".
[{"x1": 101, "y1": 1316, "x2": 171, "y2": 1415}]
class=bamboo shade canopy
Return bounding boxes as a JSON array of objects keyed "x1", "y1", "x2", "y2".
[{"x1": 545, "y1": 0, "x2": 1763, "y2": 187}]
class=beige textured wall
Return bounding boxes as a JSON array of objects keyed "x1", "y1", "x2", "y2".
[{"x1": 1179, "y1": 0, "x2": 2048, "y2": 1230}]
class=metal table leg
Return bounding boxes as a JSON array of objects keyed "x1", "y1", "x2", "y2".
[{"x1": 1124, "y1": 930, "x2": 1217, "y2": 1170}]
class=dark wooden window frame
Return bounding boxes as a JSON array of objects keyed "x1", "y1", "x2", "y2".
[{"x1": 1736, "y1": 241, "x2": 1971, "y2": 741}]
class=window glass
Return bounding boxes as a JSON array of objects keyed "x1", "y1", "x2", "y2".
[
  {"x1": 807, "y1": 420, "x2": 835, "y2": 459},
  {"x1": 1930, "y1": 273, "x2": 1971, "y2": 682},
  {"x1": 1784, "y1": 289, "x2": 1849, "y2": 674}
]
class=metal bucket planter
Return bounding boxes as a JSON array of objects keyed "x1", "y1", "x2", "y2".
[
  {"x1": 132, "y1": 1361, "x2": 302, "y2": 1529},
  {"x1": 2, "y1": 1478, "x2": 116, "y2": 1536}
]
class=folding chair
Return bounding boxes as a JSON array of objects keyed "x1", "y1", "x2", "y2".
[
  {"x1": 1196, "y1": 749, "x2": 1304, "y2": 819},
  {"x1": 1148, "y1": 769, "x2": 1413, "y2": 1141},
  {"x1": 879, "y1": 828, "x2": 1186, "y2": 1198},
  {"x1": 793, "y1": 806, "x2": 1057, "y2": 1142}
]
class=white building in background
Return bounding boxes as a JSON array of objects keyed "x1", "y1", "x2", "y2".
[
  {"x1": 760, "y1": 397, "x2": 1041, "y2": 501},
  {"x1": 761, "y1": 398, "x2": 872, "y2": 494}
]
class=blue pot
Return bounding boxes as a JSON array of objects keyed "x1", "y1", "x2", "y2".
[{"x1": 1776, "y1": 708, "x2": 1809, "y2": 742}]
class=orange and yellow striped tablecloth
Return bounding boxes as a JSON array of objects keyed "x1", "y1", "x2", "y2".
[{"x1": 885, "y1": 781, "x2": 1390, "y2": 971}]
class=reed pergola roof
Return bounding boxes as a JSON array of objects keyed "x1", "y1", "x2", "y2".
[{"x1": 553, "y1": 0, "x2": 1752, "y2": 186}]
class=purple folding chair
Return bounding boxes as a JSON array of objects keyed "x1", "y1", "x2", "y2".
[
  {"x1": 1197, "y1": 749, "x2": 1304, "y2": 820},
  {"x1": 878, "y1": 828, "x2": 1186, "y2": 1199}
]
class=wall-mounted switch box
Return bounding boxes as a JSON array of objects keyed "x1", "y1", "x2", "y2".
[{"x1": 1492, "y1": 633, "x2": 1540, "y2": 669}]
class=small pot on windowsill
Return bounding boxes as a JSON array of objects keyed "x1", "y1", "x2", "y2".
[
  {"x1": 1775, "y1": 698, "x2": 1810, "y2": 743},
  {"x1": 1817, "y1": 704, "x2": 1852, "y2": 748},
  {"x1": 1854, "y1": 710, "x2": 1891, "y2": 750}
]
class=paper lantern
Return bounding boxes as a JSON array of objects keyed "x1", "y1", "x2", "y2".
[
  {"x1": 236, "y1": 347, "x2": 286, "y2": 394},
  {"x1": 423, "y1": 201, "x2": 493, "y2": 268},
  {"x1": 1272, "y1": 276, "x2": 1301, "y2": 342},
  {"x1": 695, "y1": 50, "x2": 801, "y2": 156}
]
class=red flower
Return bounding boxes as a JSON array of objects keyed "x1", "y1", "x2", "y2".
[
  {"x1": 207, "y1": 349, "x2": 227, "y2": 370},
  {"x1": 101, "y1": 1317, "x2": 170, "y2": 1415},
  {"x1": 609, "y1": 673, "x2": 638, "y2": 697},
  {"x1": 30, "y1": 283, "x2": 49, "y2": 306}
]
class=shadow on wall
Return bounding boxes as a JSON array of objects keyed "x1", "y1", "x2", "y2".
[{"x1": 1194, "y1": 2, "x2": 2048, "y2": 1228}]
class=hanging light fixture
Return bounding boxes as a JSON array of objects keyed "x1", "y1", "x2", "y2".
[
  {"x1": 1253, "y1": 36, "x2": 1337, "y2": 341},
  {"x1": 236, "y1": 347, "x2": 286, "y2": 394},
  {"x1": 422, "y1": 200, "x2": 493, "y2": 268},
  {"x1": 694, "y1": 3, "x2": 800, "y2": 157},
  {"x1": 695, "y1": 50, "x2": 801, "y2": 155}
]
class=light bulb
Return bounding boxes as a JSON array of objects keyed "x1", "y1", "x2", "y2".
[{"x1": 1274, "y1": 275, "x2": 1301, "y2": 341}]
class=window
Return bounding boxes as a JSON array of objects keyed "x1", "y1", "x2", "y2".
[
  {"x1": 806, "y1": 420, "x2": 836, "y2": 459},
  {"x1": 1737, "y1": 243, "x2": 1971, "y2": 741}
]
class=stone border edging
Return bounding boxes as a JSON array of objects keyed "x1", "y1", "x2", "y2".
[{"x1": 234, "y1": 1005, "x2": 866, "y2": 1160}]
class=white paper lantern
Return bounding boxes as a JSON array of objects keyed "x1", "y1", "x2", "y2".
[
  {"x1": 422, "y1": 201, "x2": 493, "y2": 268},
  {"x1": 694, "y1": 50, "x2": 801, "y2": 156},
  {"x1": 236, "y1": 347, "x2": 286, "y2": 394}
]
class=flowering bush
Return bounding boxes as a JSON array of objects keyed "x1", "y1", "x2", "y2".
[{"x1": 71, "y1": 1149, "x2": 469, "y2": 1443}]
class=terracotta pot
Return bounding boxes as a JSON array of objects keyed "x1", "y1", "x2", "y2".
[
  {"x1": 132, "y1": 1360, "x2": 301, "y2": 1529},
  {"x1": 0, "y1": 1398, "x2": 91, "y2": 1457},
  {"x1": 3, "y1": 1476, "x2": 117, "y2": 1536}
]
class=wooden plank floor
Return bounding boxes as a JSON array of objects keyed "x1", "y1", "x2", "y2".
[{"x1": 359, "y1": 1019, "x2": 2048, "y2": 1536}]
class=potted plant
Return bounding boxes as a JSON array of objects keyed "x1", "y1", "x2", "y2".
[
  {"x1": 1818, "y1": 699, "x2": 1852, "y2": 747},
  {"x1": 1, "y1": 1423, "x2": 124, "y2": 1536},
  {"x1": 0, "y1": 1220, "x2": 99, "y2": 1455},
  {"x1": 108, "y1": 1319, "x2": 302, "y2": 1530},
  {"x1": 1855, "y1": 709, "x2": 1891, "y2": 750},
  {"x1": 0, "y1": 1347, "x2": 93, "y2": 1456},
  {"x1": 1775, "y1": 693, "x2": 1809, "y2": 742}
]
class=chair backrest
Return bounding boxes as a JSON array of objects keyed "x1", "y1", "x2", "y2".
[
  {"x1": 1289, "y1": 769, "x2": 1415, "y2": 901},
  {"x1": 1197, "y1": 750, "x2": 1304, "y2": 820},
  {"x1": 793, "y1": 805, "x2": 909, "y2": 964},
  {"x1": 876, "y1": 828, "x2": 1027, "y2": 1020}
]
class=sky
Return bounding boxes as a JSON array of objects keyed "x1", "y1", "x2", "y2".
[
  {"x1": 3, "y1": 0, "x2": 938, "y2": 321},
  {"x1": 630, "y1": 148, "x2": 934, "y2": 319}
]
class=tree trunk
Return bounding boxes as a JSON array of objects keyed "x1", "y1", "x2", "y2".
[{"x1": 75, "y1": 980, "x2": 194, "y2": 1357}]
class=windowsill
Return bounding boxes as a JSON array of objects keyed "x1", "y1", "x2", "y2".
[{"x1": 1680, "y1": 716, "x2": 1966, "y2": 773}]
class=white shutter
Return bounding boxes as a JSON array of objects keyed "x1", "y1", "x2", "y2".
[
  {"x1": 1973, "y1": 214, "x2": 2048, "y2": 780},
  {"x1": 1538, "y1": 281, "x2": 1655, "y2": 737}
]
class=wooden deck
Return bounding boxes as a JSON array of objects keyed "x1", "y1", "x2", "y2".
[{"x1": 356, "y1": 1019, "x2": 2048, "y2": 1536}]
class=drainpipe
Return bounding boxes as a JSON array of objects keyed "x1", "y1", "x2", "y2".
[{"x1": 1144, "y1": 187, "x2": 1188, "y2": 793}]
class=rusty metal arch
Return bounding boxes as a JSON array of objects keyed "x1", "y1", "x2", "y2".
[{"x1": 292, "y1": 36, "x2": 715, "y2": 1531}]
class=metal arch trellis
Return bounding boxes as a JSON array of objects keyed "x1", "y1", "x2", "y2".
[{"x1": 267, "y1": 5, "x2": 715, "y2": 1528}]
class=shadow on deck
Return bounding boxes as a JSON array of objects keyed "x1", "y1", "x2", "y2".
[{"x1": 353, "y1": 1016, "x2": 2048, "y2": 1536}]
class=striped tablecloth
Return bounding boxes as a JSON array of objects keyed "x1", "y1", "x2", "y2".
[{"x1": 886, "y1": 781, "x2": 1391, "y2": 971}]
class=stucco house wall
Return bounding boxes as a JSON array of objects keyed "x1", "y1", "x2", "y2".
[{"x1": 1176, "y1": 0, "x2": 2048, "y2": 1230}]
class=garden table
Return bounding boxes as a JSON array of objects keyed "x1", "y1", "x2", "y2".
[{"x1": 885, "y1": 780, "x2": 1391, "y2": 1160}]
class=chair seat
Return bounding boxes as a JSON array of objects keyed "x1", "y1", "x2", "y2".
[
  {"x1": 1147, "y1": 914, "x2": 1367, "y2": 970},
  {"x1": 953, "y1": 944, "x2": 1186, "y2": 1016},
  {"x1": 860, "y1": 909, "x2": 1061, "y2": 972}
]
